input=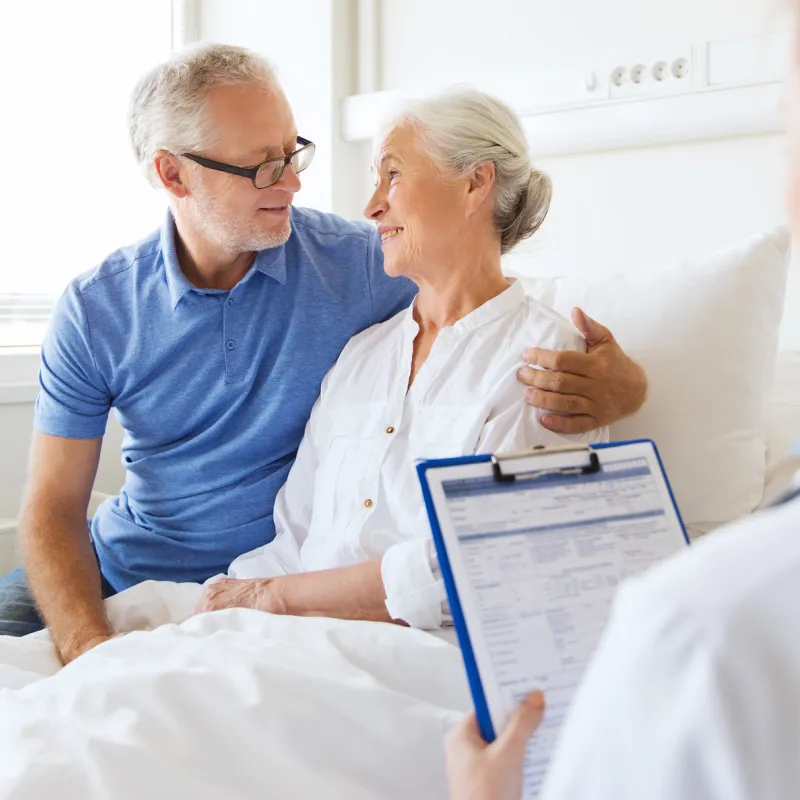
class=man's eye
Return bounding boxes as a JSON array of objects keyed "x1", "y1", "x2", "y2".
[{"x1": 389, "y1": 170, "x2": 399, "y2": 181}]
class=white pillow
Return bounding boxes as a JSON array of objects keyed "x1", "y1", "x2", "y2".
[
  {"x1": 760, "y1": 350, "x2": 800, "y2": 506},
  {"x1": 534, "y1": 229, "x2": 790, "y2": 529}
]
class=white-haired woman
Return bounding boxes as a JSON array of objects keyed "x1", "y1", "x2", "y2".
[{"x1": 196, "y1": 89, "x2": 608, "y2": 627}]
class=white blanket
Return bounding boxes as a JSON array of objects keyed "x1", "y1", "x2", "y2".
[{"x1": 0, "y1": 582, "x2": 470, "y2": 799}]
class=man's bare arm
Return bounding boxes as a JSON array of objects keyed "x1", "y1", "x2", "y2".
[{"x1": 19, "y1": 432, "x2": 111, "y2": 664}]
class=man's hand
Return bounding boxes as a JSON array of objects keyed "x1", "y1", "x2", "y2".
[
  {"x1": 61, "y1": 631, "x2": 114, "y2": 666},
  {"x1": 517, "y1": 308, "x2": 647, "y2": 434},
  {"x1": 195, "y1": 577, "x2": 283, "y2": 616},
  {"x1": 446, "y1": 692, "x2": 546, "y2": 800}
]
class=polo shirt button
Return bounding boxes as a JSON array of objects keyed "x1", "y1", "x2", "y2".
[
  {"x1": 226, "y1": 339, "x2": 236, "y2": 350},
  {"x1": 226, "y1": 298, "x2": 234, "y2": 308},
  {"x1": 363, "y1": 498, "x2": 374, "y2": 508}
]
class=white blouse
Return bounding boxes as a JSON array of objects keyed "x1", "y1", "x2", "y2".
[{"x1": 228, "y1": 281, "x2": 608, "y2": 627}]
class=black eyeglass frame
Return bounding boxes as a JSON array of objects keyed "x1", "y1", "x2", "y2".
[{"x1": 182, "y1": 136, "x2": 315, "y2": 189}]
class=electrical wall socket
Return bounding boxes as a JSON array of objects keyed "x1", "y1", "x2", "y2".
[{"x1": 608, "y1": 47, "x2": 693, "y2": 99}]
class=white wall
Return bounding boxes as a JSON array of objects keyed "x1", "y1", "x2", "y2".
[
  {"x1": 378, "y1": 0, "x2": 783, "y2": 89},
  {"x1": 509, "y1": 133, "x2": 789, "y2": 274}
]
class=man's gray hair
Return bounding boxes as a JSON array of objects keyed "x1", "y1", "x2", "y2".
[
  {"x1": 129, "y1": 43, "x2": 279, "y2": 187},
  {"x1": 380, "y1": 88, "x2": 552, "y2": 254}
]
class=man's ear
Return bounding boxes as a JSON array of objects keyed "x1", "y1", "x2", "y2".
[
  {"x1": 153, "y1": 150, "x2": 190, "y2": 199},
  {"x1": 465, "y1": 161, "x2": 496, "y2": 217}
]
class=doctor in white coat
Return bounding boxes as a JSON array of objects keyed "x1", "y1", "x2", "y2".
[{"x1": 445, "y1": 10, "x2": 800, "y2": 800}]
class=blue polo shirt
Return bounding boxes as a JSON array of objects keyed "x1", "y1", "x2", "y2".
[{"x1": 34, "y1": 208, "x2": 416, "y2": 590}]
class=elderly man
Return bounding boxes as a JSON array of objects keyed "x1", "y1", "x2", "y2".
[{"x1": 0, "y1": 44, "x2": 645, "y2": 664}]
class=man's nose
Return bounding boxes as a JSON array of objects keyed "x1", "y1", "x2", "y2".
[{"x1": 277, "y1": 163, "x2": 302, "y2": 192}]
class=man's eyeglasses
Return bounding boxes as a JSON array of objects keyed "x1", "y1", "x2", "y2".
[{"x1": 182, "y1": 136, "x2": 315, "y2": 189}]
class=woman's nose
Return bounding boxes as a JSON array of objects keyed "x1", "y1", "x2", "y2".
[{"x1": 364, "y1": 187, "x2": 387, "y2": 221}]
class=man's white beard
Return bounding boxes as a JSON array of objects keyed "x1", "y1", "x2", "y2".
[{"x1": 190, "y1": 188, "x2": 292, "y2": 253}]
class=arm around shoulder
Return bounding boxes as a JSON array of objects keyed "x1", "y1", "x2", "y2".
[{"x1": 519, "y1": 308, "x2": 647, "y2": 435}]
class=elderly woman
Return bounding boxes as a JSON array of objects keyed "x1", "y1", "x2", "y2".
[{"x1": 197, "y1": 89, "x2": 608, "y2": 627}]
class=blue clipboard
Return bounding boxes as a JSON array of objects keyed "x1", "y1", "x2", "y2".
[{"x1": 416, "y1": 438, "x2": 688, "y2": 744}]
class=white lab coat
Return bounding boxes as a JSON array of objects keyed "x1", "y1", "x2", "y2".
[{"x1": 541, "y1": 477, "x2": 800, "y2": 800}]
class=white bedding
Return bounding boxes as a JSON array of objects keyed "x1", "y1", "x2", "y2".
[{"x1": 0, "y1": 582, "x2": 470, "y2": 799}]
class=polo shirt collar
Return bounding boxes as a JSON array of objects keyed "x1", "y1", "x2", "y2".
[
  {"x1": 161, "y1": 210, "x2": 290, "y2": 310},
  {"x1": 253, "y1": 236, "x2": 287, "y2": 285},
  {"x1": 161, "y1": 211, "x2": 195, "y2": 310}
]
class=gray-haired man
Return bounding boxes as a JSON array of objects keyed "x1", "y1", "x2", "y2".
[{"x1": 0, "y1": 44, "x2": 646, "y2": 663}]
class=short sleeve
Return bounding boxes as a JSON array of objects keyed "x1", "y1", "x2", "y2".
[
  {"x1": 365, "y1": 227, "x2": 417, "y2": 322},
  {"x1": 34, "y1": 283, "x2": 111, "y2": 439}
]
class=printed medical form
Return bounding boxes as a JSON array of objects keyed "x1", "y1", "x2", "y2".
[{"x1": 420, "y1": 441, "x2": 687, "y2": 798}]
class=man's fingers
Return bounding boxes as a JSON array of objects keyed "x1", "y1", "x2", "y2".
[
  {"x1": 524, "y1": 388, "x2": 594, "y2": 416},
  {"x1": 495, "y1": 691, "x2": 546, "y2": 756},
  {"x1": 522, "y1": 347, "x2": 594, "y2": 379},
  {"x1": 540, "y1": 412, "x2": 599, "y2": 435},
  {"x1": 446, "y1": 711, "x2": 489, "y2": 752},
  {"x1": 517, "y1": 367, "x2": 596, "y2": 399},
  {"x1": 571, "y1": 307, "x2": 612, "y2": 348}
]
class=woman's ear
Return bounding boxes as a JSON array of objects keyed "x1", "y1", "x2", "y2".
[{"x1": 465, "y1": 161, "x2": 496, "y2": 216}]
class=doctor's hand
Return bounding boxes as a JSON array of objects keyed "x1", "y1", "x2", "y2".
[
  {"x1": 518, "y1": 308, "x2": 647, "y2": 434},
  {"x1": 446, "y1": 691, "x2": 546, "y2": 800}
]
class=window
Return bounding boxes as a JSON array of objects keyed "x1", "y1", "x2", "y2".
[{"x1": 0, "y1": 1, "x2": 174, "y2": 348}]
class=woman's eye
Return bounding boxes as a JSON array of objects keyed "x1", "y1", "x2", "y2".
[{"x1": 388, "y1": 170, "x2": 399, "y2": 181}]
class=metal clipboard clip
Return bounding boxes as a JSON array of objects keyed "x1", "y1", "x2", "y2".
[{"x1": 490, "y1": 443, "x2": 601, "y2": 484}]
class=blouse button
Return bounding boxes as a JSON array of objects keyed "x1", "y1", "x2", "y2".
[
  {"x1": 385, "y1": 426, "x2": 395, "y2": 434},
  {"x1": 363, "y1": 499, "x2": 374, "y2": 509}
]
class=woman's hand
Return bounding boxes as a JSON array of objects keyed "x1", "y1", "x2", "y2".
[
  {"x1": 446, "y1": 692, "x2": 545, "y2": 800},
  {"x1": 194, "y1": 562, "x2": 392, "y2": 623},
  {"x1": 518, "y1": 308, "x2": 647, "y2": 434},
  {"x1": 195, "y1": 577, "x2": 284, "y2": 615}
]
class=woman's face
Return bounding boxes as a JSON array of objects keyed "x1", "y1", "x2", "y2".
[{"x1": 364, "y1": 125, "x2": 472, "y2": 280}]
